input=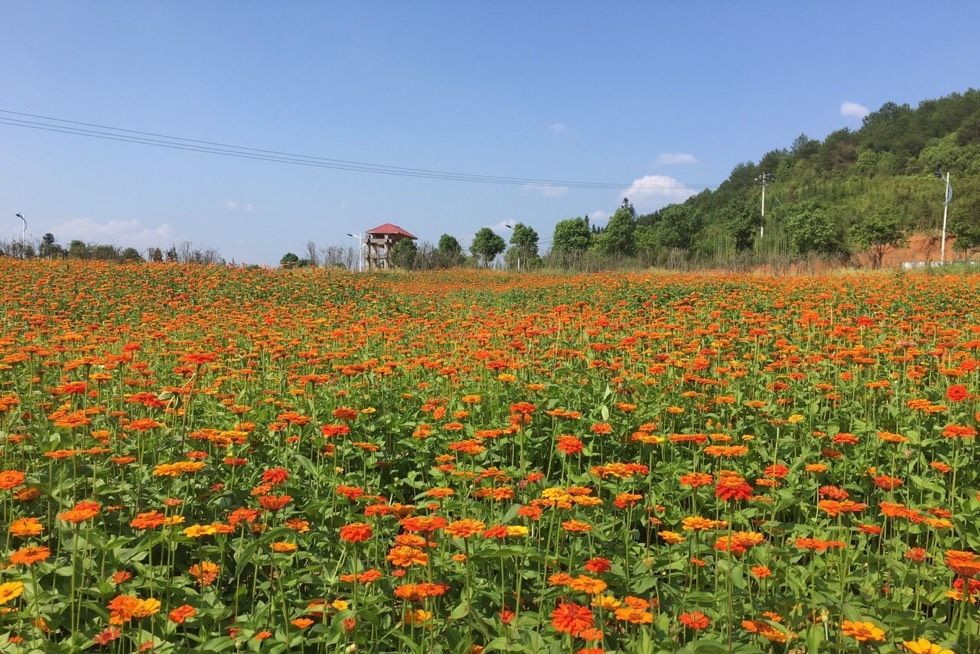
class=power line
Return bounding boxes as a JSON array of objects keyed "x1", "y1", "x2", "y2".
[{"x1": 0, "y1": 109, "x2": 710, "y2": 191}]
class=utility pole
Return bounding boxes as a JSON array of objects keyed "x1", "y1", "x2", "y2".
[
  {"x1": 754, "y1": 173, "x2": 774, "y2": 237},
  {"x1": 933, "y1": 170, "x2": 952, "y2": 264}
]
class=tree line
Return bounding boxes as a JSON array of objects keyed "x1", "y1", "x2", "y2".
[{"x1": 0, "y1": 233, "x2": 224, "y2": 264}]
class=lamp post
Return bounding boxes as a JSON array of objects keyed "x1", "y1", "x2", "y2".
[
  {"x1": 754, "y1": 173, "x2": 774, "y2": 238},
  {"x1": 933, "y1": 170, "x2": 952, "y2": 264},
  {"x1": 15, "y1": 213, "x2": 26, "y2": 240},
  {"x1": 346, "y1": 232, "x2": 363, "y2": 272},
  {"x1": 504, "y1": 222, "x2": 516, "y2": 271}
]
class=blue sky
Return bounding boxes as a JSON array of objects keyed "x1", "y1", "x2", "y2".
[{"x1": 1, "y1": 1, "x2": 978, "y2": 264}]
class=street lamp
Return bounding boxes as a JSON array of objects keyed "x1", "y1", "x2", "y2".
[
  {"x1": 346, "y1": 232, "x2": 363, "y2": 272},
  {"x1": 933, "y1": 170, "x2": 952, "y2": 264},
  {"x1": 754, "y1": 173, "x2": 774, "y2": 237},
  {"x1": 15, "y1": 213, "x2": 26, "y2": 240},
  {"x1": 504, "y1": 223, "x2": 516, "y2": 270}
]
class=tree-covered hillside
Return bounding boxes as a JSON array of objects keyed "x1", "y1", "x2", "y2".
[{"x1": 633, "y1": 89, "x2": 980, "y2": 265}]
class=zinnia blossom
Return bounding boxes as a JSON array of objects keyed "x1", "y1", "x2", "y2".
[
  {"x1": 168, "y1": 604, "x2": 197, "y2": 624},
  {"x1": 841, "y1": 620, "x2": 885, "y2": 642},
  {"x1": 0, "y1": 581, "x2": 24, "y2": 605},
  {"x1": 0, "y1": 470, "x2": 26, "y2": 491},
  {"x1": 551, "y1": 602, "x2": 593, "y2": 636},
  {"x1": 903, "y1": 638, "x2": 954, "y2": 654},
  {"x1": 9, "y1": 545, "x2": 50, "y2": 566},
  {"x1": 9, "y1": 517, "x2": 44, "y2": 538},
  {"x1": 679, "y1": 611, "x2": 710, "y2": 630},
  {"x1": 339, "y1": 522, "x2": 373, "y2": 543}
]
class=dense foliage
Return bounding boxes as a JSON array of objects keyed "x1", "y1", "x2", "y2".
[
  {"x1": 0, "y1": 259, "x2": 978, "y2": 653},
  {"x1": 629, "y1": 90, "x2": 980, "y2": 266}
]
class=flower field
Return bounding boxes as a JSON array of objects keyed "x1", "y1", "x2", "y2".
[{"x1": 0, "y1": 259, "x2": 978, "y2": 654}]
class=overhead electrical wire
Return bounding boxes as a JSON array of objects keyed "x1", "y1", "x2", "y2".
[{"x1": 0, "y1": 109, "x2": 710, "y2": 191}]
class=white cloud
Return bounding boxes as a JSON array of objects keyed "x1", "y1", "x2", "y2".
[
  {"x1": 840, "y1": 101, "x2": 870, "y2": 119},
  {"x1": 48, "y1": 218, "x2": 174, "y2": 248},
  {"x1": 224, "y1": 200, "x2": 255, "y2": 212},
  {"x1": 523, "y1": 183, "x2": 568, "y2": 198},
  {"x1": 656, "y1": 152, "x2": 698, "y2": 165},
  {"x1": 548, "y1": 122, "x2": 566, "y2": 134},
  {"x1": 623, "y1": 175, "x2": 696, "y2": 213}
]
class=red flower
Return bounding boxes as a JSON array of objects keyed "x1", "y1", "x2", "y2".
[
  {"x1": 584, "y1": 557, "x2": 611, "y2": 574},
  {"x1": 258, "y1": 494, "x2": 292, "y2": 512},
  {"x1": 679, "y1": 611, "x2": 710, "y2": 630},
  {"x1": 947, "y1": 384, "x2": 969, "y2": 402},
  {"x1": 168, "y1": 604, "x2": 197, "y2": 624},
  {"x1": 551, "y1": 602, "x2": 594, "y2": 636},
  {"x1": 339, "y1": 522, "x2": 373, "y2": 543},
  {"x1": 714, "y1": 473, "x2": 753, "y2": 502},
  {"x1": 261, "y1": 467, "x2": 289, "y2": 485}
]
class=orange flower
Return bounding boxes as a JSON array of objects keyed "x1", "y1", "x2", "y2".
[
  {"x1": 444, "y1": 519, "x2": 485, "y2": 539},
  {"x1": 9, "y1": 517, "x2": 44, "y2": 538},
  {"x1": 387, "y1": 546, "x2": 428, "y2": 567},
  {"x1": 945, "y1": 549, "x2": 980, "y2": 578},
  {"x1": 58, "y1": 500, "x2": 102, "y2": 524},
  {"x1": 258, "y1": 494, "x2": 292, "y2": 512},
  {"x1": 168, "y1": 604, "x2": 197, "y2": 624},
  {"x1": 393, "y1": 582, "x2": 448, "y2": 601},
  {"x1": 188, "y1": 561, "x2": 220, "y2": 587},
  {"x1": 551, "y1": 602, "x2": 593, "y2": 636},
  {"x1": 0, "y1": 470, "x2": 26, "y2": 491},
  {"x1": 339, "y1": 522, "x2": 373, "y2": 543},
  {"x1": 9, "y1": 545, "x2": 50, "y2": 566},
  {"x1": 556, "y1": 435, "x2": 584, "y2": 455},
  {"x1": 108, "y1": 595, "x2": 160, "y2": 623},
  {"x1": 841, "y1": 620, "x2": 885, "y2": 642},
  {"x1": 679, "y1": 611, "x2": 710, "y2": 630},
  {"x1": 714, "y1": 473, "x2": 753, "y2": 502}
]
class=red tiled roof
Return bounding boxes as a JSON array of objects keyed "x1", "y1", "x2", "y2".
[{"x1": 365, "y1": 223, "x2": 417, "y2": 239}]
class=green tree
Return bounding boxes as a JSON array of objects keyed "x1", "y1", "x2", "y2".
[
  {"x1": 280, "y1": 252, "x2": 301, "y2": 268},
  {"x1": 551, "y1": 217, "x2": 591, "y2": 254},
  {"x1": 68, "y1": 240, "x2": 89, "y2": 259},
  {"x1": 120, "y1": 247, "x2": 144, "y2": 263},
  {"x1": 470, "y1": 228, "x2": 506, "y2": 267},
  {"x1": 851, "y1": 211, "x2": 907, "y2": 269},
  {"x1": 951, "y1": 195, "x2": 980, "y2": 254},
  {"x1": 437, "y1": 234, "x2": 465, "y2": 267},
  {"x1": 148, "y1": 247, "x2": 164, "y2": 263},
  {"x1": 593, "y1": 199, "x2": 636, "y2": 257},
  {"x1": 390, "y1": 238, "x2": 418, "y2": 269},
  {"x1": 505, "y1": 223, "x2": 540, "y2": 270},
  {"x1": 39, "y1": 233, "x2": 64, "y2": 258},
  {"x1": 784, "y1": 202, "x2": 848, "y2": 256}
]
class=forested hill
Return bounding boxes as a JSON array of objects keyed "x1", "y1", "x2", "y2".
[{"x1": 637, "y1": 89, "x2": 980, "y2": 263}]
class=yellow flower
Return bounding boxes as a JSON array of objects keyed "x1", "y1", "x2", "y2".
[
  {"x1": 331, "y1": 599, "x2": 349, "y2": 611},
  {"x1": 183, "y1": 524, "x2": 217, "y2": 538},
  {"x1": 506, "y1": 525, "x2": 529, "y2": 537},
  {"x1": 903, "y1": 638, "x2": 954, "y2": 654},
  {"x1": 787, "y1": 414, "x2": 805, "y2": 424},
  {"x1": 591, "y1": 594, "x2": 621, "y2": 610},
  {"x1": 0, "y1": 581, "x2": 24, "y2": 605},
  {"x1": 132, "y1": 597, "x2": 161, "y2": 618}
]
